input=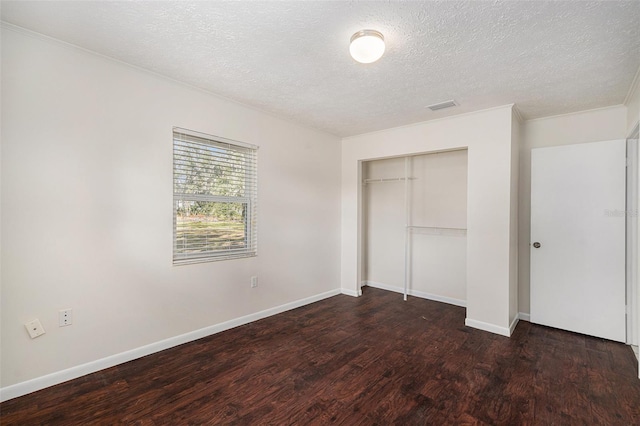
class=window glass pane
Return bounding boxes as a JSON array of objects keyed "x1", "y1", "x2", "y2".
[
  {"x1": 174, "y1": 140, "x2": 252, "y2": 197},
  {"x1": 175, "y1": 200, "x2": 247, "y2": 256},
  {"x1": 173, "y1": 128, "x2": 257, "y2": 264}
]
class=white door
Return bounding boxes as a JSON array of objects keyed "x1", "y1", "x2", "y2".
[{"x1": 530, "y1": 140, "x2": 626, "y2": 342}]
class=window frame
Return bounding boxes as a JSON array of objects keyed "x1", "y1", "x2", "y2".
[{"x1": 172, "y1": 127, "x2": 258, "y2": 265}]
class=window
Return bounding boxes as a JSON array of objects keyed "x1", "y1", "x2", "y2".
[{"x1": 173, "y1": 128, "x2": 257, "y2": 264}]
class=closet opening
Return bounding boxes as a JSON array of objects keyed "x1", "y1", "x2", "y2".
[{"x1": 360, "y1": 149, "x2": 468, "y2": 308}]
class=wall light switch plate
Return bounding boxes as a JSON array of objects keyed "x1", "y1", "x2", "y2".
[{"x1": 25, "y1": 319, "x2": 46, "y2": 339}]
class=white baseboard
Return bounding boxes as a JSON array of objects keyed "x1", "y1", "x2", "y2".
[
  {"x1": 518, "y1": 312, "x2": 531, "y2": 322},
  {"x1": 340, "y1": 288, "x2": 360, "y2": 297},
  {"x1": 465, "y1": 318, "x2": 511, "y2": 337},
  {"x1": 0, "y1": 288, "x2": 342, "y2": 402},
  {"x1": 363, "y1": 280, "x2": 466, "y2": 307},
  {"x1": 509, "y1": 315, "x2": 519, "y2": 335}
]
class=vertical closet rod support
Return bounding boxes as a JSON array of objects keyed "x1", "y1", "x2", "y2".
[{"x1": 403, "y1": 156, "x2": 410, "y2": 302}]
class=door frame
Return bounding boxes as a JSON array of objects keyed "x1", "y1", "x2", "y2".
[
  {"x1": 626, "y1": 123, "x2": 640, "y2": 378},
  {"x1": 626, "y1": 129, "x2": 639, "y2": 346}
]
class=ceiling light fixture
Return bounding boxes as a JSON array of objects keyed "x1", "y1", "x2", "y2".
[{"x1": 349, "y1": 29, "x2": 385, "y2": 64}]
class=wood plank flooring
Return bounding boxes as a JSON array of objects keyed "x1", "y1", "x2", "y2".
[{"x1": 1, "y1": 287, "x2": 639, "y2": 424}]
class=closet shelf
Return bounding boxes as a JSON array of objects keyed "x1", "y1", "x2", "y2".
[
  {"x1": 406, "y1": 226, "x2": 467, "y2": 236},
  {"x1": 363, "y1": 177, "x2": 416, "y2": 184}
]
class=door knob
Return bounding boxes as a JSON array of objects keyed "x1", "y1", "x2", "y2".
[{"x1": 533, "y1": 242, "x2": 541, "y2": 248}]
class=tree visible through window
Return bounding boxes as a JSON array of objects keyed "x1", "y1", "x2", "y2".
[{"x1": 173, "y1": 128, "x2": 257, "y2": 264}]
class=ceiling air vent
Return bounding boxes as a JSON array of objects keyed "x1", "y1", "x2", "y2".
[{"x1": 427, "y1": 100, "x2": 458, "y2": 111}]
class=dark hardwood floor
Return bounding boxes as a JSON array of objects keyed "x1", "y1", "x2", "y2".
[{"x1": 1, "y1": 287, "x2": 639, "y2": 424}]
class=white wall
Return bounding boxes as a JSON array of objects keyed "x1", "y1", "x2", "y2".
[
  {"x1": 1, "y1": 27, "x2": 341, "y2": 390},
  {"x1": 0, "y1": 19, "x2": 3, "y2": 394},
  {"x1": 411, "y1": 151, "x2": 468, "y2": 304},
  {"x1": 342, "y1": 105, "x2": 518, "y2": 335},
  {"x1": 363, "y1": 157, "x2": 406, "y2": 290},
  {"x1": 363, "y1": 151, "x2": 468, "y2": 304},
  {"x1": 626, "y1": 70, "x2": 640, "y2": 137},
  {"x1": 518, "y1": 105, "x2": 628, "y2": 315}
]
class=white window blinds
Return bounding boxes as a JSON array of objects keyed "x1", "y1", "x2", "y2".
[{"x1": 173, "y1": 127, "x2": 258, "y2": 264}]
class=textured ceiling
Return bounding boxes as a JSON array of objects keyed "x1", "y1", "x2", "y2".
[{"x1": 2, "y1": 1, "x2": 639, "y2": 137}]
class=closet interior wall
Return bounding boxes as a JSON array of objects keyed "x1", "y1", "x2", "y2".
[{"x1": 363, "y1": 150, "x2": 468, "y2": 306}]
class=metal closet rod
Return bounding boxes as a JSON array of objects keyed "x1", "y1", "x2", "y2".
[{"x1": 363, "y1": 177, "x2": 417, "y2": 183}]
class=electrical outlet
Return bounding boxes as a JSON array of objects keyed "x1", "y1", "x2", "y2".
[
  {"x1": 59, "y1": 308, "x2": 73, "y2": 327},
  {"x1": 25, "y1": 319, "x2": 46, "y2": 339},
  {"x1": 251, "y1": 276, "x2": 258, "y2": 288}
]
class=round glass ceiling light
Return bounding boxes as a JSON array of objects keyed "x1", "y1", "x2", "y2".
[{"x1": 349, "y1": 29, "x2": 385, "y2": 64}]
